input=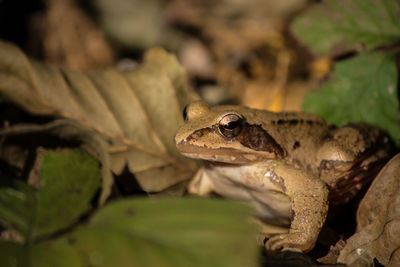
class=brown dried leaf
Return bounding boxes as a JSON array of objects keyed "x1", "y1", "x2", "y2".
[
  {"x1": 317, "y1": 239, "x2": 346, "y2": 265},
  {"x1": 33, "y1": 0, "x2": 115, "y2": 69},
  {"x1": 45, "y1": 0, "x2": 115, "y2": 68},
  {"x1": 0, "y1": 40, "x2": 198, "y2": 199},
  {"x1": 338, "y1": 153, "x2": 400, "y2": 266}
]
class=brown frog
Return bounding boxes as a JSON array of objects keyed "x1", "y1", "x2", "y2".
[{"x1": 174, "y1": 101, "x2": 393, "y2": 252}]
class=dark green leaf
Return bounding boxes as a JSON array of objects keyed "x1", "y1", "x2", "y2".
[
  {"x1": 67, "y1": 198, "x2": 257, "y2": 267},
  {"x1": 0, "y1": 241, "x2": 82, "y2": 267},
  {"x1": 0, "y1": 149, "x2": 101, "y2": 241},
  {"x1": 292, "y1": 0, "x2": 400, "y2": 55},
  {"x1": 1, "y1": 198, "x2": 258, "y2": 267},
  {"x1": 303, "y1": 52, "x2": 400, "y2": 143},
  {"x1": 0, "y1": 242, "x2": 27, "y2": 267},
  {"x1": 0, "y1": 182, "x2": 35, "y2": 242}
]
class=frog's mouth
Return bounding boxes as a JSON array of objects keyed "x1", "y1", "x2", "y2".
[{"x1": 176, "y1": 142, "x2": 268, "y2": 164}]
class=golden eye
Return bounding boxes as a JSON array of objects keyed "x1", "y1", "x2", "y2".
[{"x1": 218, "y1": 113, "x2": 244, "y2": 138}]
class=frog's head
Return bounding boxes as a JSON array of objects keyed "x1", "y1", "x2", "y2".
[{"x1": 174, "y1": 101, "x2": 285, "y2": 164}]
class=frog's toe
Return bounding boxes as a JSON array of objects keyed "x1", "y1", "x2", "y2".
[{"x1": 265, "y1": 233, "x2": 315, "y2": 252}]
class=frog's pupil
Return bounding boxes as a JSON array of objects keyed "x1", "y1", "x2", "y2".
[
  {"x1": 183, "y1": 105, "x2": 189, "y2": 121},
  {"x1": 224, "y1": 120, "x2": 240, "y2": 130}
]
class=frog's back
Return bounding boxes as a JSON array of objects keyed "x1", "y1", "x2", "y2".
[
  {"x1": 243, "y1": 108, "x2": 332, "y2": 172},
  {"x1": 252, "y1": 109, "x2": 393, "y2": 205}
]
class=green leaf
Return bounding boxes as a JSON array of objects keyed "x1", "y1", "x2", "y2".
[
  {"x1": 0, "y1": 241, "x2": 82, "y2": 267},
  {"x1": 292, "y1": 0, "x2": 400, "y2": 55},
  {"x1": 0, "y1": 181, "x2": 35, "y2": 242},
  {"x1": 0, "y1": 242, "x2": 27, "y2": 267},
  {"x1": 303, "y1": 52, "x2": 400, "y2": 143},
  {"x1": 1, "y1": 198, "x2": 258, "y2": 267},
  {"x1": 0, "y1": 149, "x2": 101, "y2": 242}
]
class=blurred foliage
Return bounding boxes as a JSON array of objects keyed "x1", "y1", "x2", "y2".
[
  {"x1": 40, "y1": 0, "x2": 115, "y2": 69},
  {"x1": 0, "y1": 198, "x2": 257, "y2": 267},
  {"x1": 92, "y1": 0, "x2": 168, "y2": 50},
  {"x1": 293, "y1": 0, "x2": 400, "y2": 144},
  {"x1": 0, "y1": 0, "x2": 400, "y2": 266},
  {"x1": 292, "y1": 0, "x2": 400, "y2": 56}
]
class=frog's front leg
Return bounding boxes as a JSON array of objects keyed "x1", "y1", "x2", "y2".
[
  {"x1": 265, "y1": 164, "x2": 329, "y2": 252},
  {"x1": 188, "y1": 167, "x2": 215, "y2": 196}
]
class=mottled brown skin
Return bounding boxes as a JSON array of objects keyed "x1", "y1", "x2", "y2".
[{"x1": 175, "y1": 101, "x2": 393, "y2": 252}]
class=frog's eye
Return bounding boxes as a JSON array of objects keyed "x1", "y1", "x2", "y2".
[{"x1": 218, "y1": 113, "x2": 244, "y2": 138}]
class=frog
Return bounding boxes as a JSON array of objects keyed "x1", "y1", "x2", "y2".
[{"x1": 174, "y1": 101, "x2": 393, "y2": 252}]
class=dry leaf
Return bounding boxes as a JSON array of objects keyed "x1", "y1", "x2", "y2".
[
  {"x1": 317, "y1": 239, "x2": 346, "y2": 265},
  {"x1": 0, "y1": 40, "x2": 198, "y2": 201},
  {"x1": 32, "y1": 0, "x2": 115, "y2": 69},
  {"x1": 338, "y1": 153, "x2": 400, "y2": 266}
]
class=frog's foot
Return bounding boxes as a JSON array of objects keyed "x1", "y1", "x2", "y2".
[{"x1": 265, "y1": 232, "x2": 316, "y2": 253}]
